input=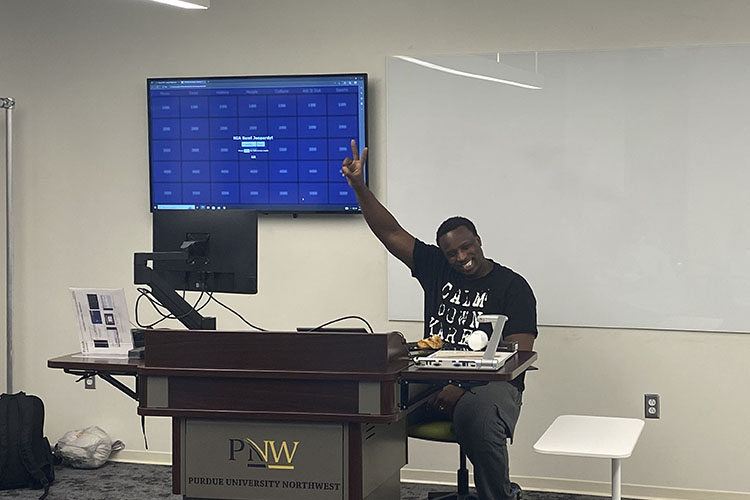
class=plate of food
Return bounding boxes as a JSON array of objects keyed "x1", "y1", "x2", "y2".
[{"x1": 407, "y1": 335, "x2": 445, "y2": 357}]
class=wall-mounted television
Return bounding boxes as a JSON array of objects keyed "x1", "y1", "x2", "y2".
[{"x1": 147, "y1": 73, "x2": 367, "y2": 214}]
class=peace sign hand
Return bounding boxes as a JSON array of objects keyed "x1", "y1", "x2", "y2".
[{"x1": 341, "y1": 139, "x2": 368, "y2": 190}]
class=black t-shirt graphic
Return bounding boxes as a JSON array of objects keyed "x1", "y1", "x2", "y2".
[{"x1": 412, "y1": 239, "x2": 538, "y2": 349}]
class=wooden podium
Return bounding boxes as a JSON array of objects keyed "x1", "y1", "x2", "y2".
[
  {"x1": 48, "y1": 329, "x2": 538, "y2": 500},
  {"x1": 136, "y1": 329, "x2": 411, "y2": 500}
]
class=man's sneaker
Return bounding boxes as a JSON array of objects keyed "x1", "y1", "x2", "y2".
[{"x1": 509, "y1": 482, "x2": 523, "y2": 499}]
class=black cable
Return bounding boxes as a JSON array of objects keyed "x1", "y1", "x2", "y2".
[
  {"x1": 207, "y1": 292, "x2": 267, "y2": 331},
  {"x1": 302, "y1": 315, "x2": 374, "y2": 334},
  {"x1": 136, "y1": 286, "x2": 374, "y2": 335},
  {"x1": 134, "y1": 289, "x2": 168, "y2": 328},
  {"x1": 134, "y1": 287, "x2": 210, "y2": 328}
]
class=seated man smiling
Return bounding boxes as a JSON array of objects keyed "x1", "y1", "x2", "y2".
[{"x1": 342, "y1": 141, "x2": 537, "y2": 500}]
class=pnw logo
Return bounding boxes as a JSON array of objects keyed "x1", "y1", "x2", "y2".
[{"x1": 229, "y1": 437, "x2": 300, "y2": 470}]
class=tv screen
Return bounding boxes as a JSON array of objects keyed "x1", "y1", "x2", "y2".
[{"x1": 147, "y1": 73, "x2": 367, "y2": 214}]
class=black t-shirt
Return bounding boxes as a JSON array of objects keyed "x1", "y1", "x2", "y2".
[
  {"x1": 412, "y1": 239, "x2": 538, "y2": 342},
  {"x1": 412, "y1": 239, "x2": 538, "y2": 389}
]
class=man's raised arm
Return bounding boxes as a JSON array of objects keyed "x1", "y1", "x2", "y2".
[{"x1": 342, "y1": 140, "x2": 416, "y2": 269}]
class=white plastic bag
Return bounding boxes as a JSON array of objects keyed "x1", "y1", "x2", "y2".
[{"x1": 54, "y1": 426, "x2": 124, "y2": 469}]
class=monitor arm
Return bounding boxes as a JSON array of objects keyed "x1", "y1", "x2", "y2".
[{"x1": 133, "y1": 251, "x2": 216, "y2": 330}]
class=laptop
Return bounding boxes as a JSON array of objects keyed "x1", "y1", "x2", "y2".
[{"x1": 412, "y1": 314, "x2": 515, "y2": 371}]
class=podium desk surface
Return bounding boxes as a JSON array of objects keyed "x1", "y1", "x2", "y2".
[
  {"x1": 47, "y1": 351, "x2": 537, "y2": 380},
  {"x1": 48, "y1": 353, "x2": 141, "y2": 374},
  {"x1": 48, "y1": 350, "x2": 537, "y2": 382}
]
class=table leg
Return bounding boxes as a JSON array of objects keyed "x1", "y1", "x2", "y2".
[{"x1": 611, "y1": 458, "x2": 621, "y2": 500}]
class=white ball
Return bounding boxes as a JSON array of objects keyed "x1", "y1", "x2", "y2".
[{"x1": 467, "y1": 330, "x2": 488, "y2": 351}]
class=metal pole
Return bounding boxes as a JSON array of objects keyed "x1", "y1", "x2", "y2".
[
  {"x1": 611, "y1": 457, "x2": 622, "y2": 500},
  {"x1": 2, "y1": 96, "x2": 14, "y2": 395}
]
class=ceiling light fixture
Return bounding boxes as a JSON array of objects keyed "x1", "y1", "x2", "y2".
[
  {"x1": 150, "y1": 0, "x2": 210, "y2": 9},
  {"x1": 395, "y1": 54, "x2": 542, "y2": 90}
]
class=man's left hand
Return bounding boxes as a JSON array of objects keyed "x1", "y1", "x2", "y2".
[{"x1": 430, "y1": 384, "x2": 466, "y2": 418}]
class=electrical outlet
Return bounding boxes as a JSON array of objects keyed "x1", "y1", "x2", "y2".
[
  {"x1": 84, "y1": 376, "x2": 96, "y2": 390},
  {"x1": 644, "y1": 393, "x2": 659, "y2": 419}
]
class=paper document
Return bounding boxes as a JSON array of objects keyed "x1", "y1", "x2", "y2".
[{"x1": 70, "y1": 288, "x2": 133, "y2": 357}]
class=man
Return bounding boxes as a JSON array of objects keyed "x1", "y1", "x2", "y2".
[{"x1": 342, "y1": 140, "x2": 537, "y2": 500}]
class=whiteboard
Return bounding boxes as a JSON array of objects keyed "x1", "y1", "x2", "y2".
[{"x1": 386, "y1": 46, "x2": 750, "y2": 332}]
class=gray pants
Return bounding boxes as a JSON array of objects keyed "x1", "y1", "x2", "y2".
[
  {"x1": 410, "y1": 381, "x2": 522, "y2": 500},
  {"x1": 453, "y1": 381, "x2": 522, "y2": 500}
]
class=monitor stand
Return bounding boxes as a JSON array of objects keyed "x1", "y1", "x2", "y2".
[{"x1": 133, "y1": 251, "x2": 216, "y2": 330}]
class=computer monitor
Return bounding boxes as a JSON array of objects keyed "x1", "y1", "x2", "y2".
[
  {"x1": 134, "y1": 210, "x2": 258, "y2": 330},
  {"x1": 147, "y1": 73, "x2": 368, "y2": 214},
  {"x1": 152, "y1": 209, "x2": 258, "y2": 294}
]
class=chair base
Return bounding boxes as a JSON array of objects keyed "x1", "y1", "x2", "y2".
[
  {"x1": 424, "y1": 484, "x2": 522, "y2": 500},
  {"x1": 426, "y1": 492, "x2": 522, "y2": 500},
  {"x1": 427, "y1": 492, "x2": 479, "y2": 500}
]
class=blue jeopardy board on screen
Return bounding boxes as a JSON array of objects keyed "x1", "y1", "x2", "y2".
[{"x1": 148, "y1": 74, "x2": 367, "y2": 213}]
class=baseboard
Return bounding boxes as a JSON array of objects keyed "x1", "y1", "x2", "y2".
[
  {"x1": 400, "y1": 468, "x2": 458, "y2": 486},
  {"x1": 400, "y1": 469, "x2": 750, "y2": 500},
  {"x1": 108, "y1": 449, "x2": 172, "y2": 466}
]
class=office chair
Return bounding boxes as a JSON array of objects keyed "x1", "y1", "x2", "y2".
[
  {"x1": 408, "y1": 420, "x2": 477, "y2": 500},
  {"x1": 408, "y1": 366, "x2": 537, "y2": 500}
]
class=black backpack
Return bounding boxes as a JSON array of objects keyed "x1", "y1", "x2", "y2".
[{"x1": 0, "y1": 392, "x2": 55, "y2": 500}]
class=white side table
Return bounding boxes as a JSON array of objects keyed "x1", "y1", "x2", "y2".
[{"x1": 533, "y1": 415, "x2": 645, "y2": 500}]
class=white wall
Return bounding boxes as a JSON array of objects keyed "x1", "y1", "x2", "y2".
[{"x1": 2, "y1": 0, "x2": 750, "y2": 497}]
